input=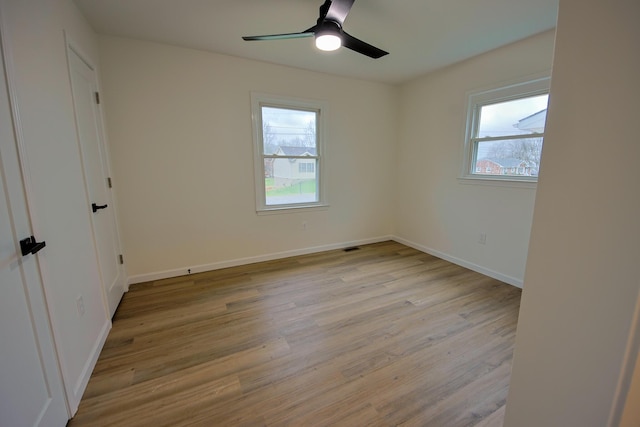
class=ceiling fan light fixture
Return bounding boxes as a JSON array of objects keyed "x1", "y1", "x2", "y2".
[
  {"x1": 315, "y1": 33, "x2": 341, "y2": 51},
  {"x1": 315, "y1": 20, "x2": 342, "y2": 51},
  {"x1": 242, "y1": 0, "x2": 389, "y2": 59}
]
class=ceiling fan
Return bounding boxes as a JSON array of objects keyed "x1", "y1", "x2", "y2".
[{"x1": 242, "y1": 0, "x2": 388, "y2": 59}]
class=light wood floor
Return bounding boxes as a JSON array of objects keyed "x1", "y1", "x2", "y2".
[{"x1": 68, "y1": 241, "x2": 521, "y2": 427}]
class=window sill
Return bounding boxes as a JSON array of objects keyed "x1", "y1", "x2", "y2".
[
  {"x1": 457, "y1": 176, "x2": 538, "y2": 189},
  {"x1": 256, "y1": 203, "x2": 330, "y2": 215}
]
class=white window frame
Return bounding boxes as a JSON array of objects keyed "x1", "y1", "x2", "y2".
[
  {"x1": 460, "y1": 74, "x2": 551, "y2": 187},
  {"x1": 251, "y1": 92, "x2": 328, "y2": 213}
]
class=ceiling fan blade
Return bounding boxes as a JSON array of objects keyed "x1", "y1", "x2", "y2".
[
  {"x1": 325, "y1": 0, "x2": 355, "y2": 25},
  {"x1": 341, "y1": 31, "x2": 388, "y2": 58},
  {"x1": 243, "y1": 29, "x2": 315, "y2": 41}
]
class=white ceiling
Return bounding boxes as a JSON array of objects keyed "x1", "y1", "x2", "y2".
[{"x1": 73, "y1": 0, "x2": 558, "y2": 85}]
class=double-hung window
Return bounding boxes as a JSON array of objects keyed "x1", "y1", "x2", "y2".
[
  {"x1": 462, "y1": 76, "x2": 550, "y2": 183},
  {"x1": 251, "y1": 93, "x2": 327, "y2": 212}
]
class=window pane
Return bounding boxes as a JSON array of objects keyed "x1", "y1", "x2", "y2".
[
  {"x1": 252, "y1": 93, "x2": 326, "y2": 211},
  {"x1": 262, "y1": 106, "x2": 317, "y2": 155},
  {"x1": 475, "y1": 137, "x2": 543, "y2": 177},
  {"x1": 478, "y1": 94, "x2": 548, "y2": 138},
  {"x1": 265, "y1": 158, "x2": 318, "y2": 206}
]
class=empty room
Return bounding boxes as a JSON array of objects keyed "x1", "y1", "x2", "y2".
[{"x1": 0, "y1": 0, "x2": 638, "y2": 426}]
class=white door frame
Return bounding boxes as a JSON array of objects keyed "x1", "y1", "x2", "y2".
[{"x1": 65, "y1": 35, "x2": 126, "y2": 318}]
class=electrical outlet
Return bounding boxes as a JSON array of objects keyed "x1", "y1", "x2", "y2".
[
  {"x1": 478, "y1": 233, "x2": 487, "y2": 245},
  {"x1": 76, "y1": 295, "x2": 85, "y2": 316}
]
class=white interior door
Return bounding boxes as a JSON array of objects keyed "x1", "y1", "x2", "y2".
[
  {"x1": 0, "y1": 32, "x2": 68, "y2": 427},
  {"x1": 68, "y1": 46, "x2": 124, "y2": 318}
]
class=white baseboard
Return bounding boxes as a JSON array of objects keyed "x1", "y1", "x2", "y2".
[
  {"x1": 126, "y1": 234, "x2": 523, "y2": 289},
  {"x1": 126, "y1": 235, "x2": 393, "y2": 285},
  {"x1": 68, "y1": 318, "x2": 111, "y2": 415},
  {"x1": 391, "y1": 235, "x2": 523, "y2": 288}
]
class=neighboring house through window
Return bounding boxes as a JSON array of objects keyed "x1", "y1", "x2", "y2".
[
  {"x1": 298, "y1": 160, "x2": 315, "y2": 174},
  {"x1": 461, "y1": 75, "x2": 550, "y2": 183},
  {"x1": 251, "y1": 93, "x2": 327, "y2": 212}
]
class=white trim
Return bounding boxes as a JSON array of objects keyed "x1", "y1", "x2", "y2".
[
  {"x1": 457, "y1": 176, "x2": 538, "y2": 189},
  {"x1": 65, "y1": 35, "x2": 95, "y2": 72},
  {"x1": 126, "y1": 235, "x2": 523, "y2": 288},
  {"x1": 460, "y1": 72, "x2": 551, "y2": 185},
  {"x1": 256, "y1": 203, "x2": 330, "y2": 215},
  {"x1": 250, "y1": 92, "x2": 328, "y2": 213},
  {"x1": 392, "y1": 235, "x2": 523, "y2": 288},
  {"x1": 127, "y1": 235, "x2": 392, "y2": 285},
  {"x1": 67, "y1": 319, "x2": 110, "y2": 415}
]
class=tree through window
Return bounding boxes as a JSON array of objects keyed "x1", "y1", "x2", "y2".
[
  {"x1": 251, "y1": 94, "x2": 327, "y2": 211},
  {"x1": 462, "y1": 76, "x2": 550, "y2": 182}
]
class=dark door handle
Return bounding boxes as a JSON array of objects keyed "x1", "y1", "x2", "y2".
[
  {"x1": 92, "y1": 203, "x2": 108, "y2": 213},
  {"x1": 20, "y1": 236, "x2": 46, "y2": 256}
]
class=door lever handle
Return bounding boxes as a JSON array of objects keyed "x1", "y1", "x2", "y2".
[
  {"x1": 92, "y1": 203, "x2": 108, "y2": 213},
  {"x1": 20, "y1": 236, "x2": 46, "y2": 256}
]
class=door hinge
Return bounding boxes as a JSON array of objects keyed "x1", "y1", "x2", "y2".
[
  {"x1": 118, "y1": 254, "x2": 124, "y2": 264},
  {"x1": 107, "y1": 177, "x2": 112, "y2": 188},
  {"x1": 95, "y1": 91, "x2": 100, "y2": 104}
]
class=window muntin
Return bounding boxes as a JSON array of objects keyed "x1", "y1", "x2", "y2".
[
  {"x1": 251, "y1": 94, "x2": 327, "y2": 211},
  {"x1": 462, "y1": 76, "x2": 550, "y2": 183}
]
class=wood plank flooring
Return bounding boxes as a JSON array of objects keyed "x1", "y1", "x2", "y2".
[{"x1": 68, "y1": 241, "x2": 521, "y2": 427}]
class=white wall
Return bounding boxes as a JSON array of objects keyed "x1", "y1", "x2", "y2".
[
  {"x1": 98, "y1": 36, "x2": 398, "y2": 281},
  {"x1": 6, "y1": 0, "x2": 638, "y2": 422},
  {"x1": 504, "y1": 0, "x2": 640, "y2": 425},
  {"x1": 395, "y1": 30, "x2": 556, "y2": 286},
  {"x1": 0, "y1": 0, "x2": 110, "y2": 413}
]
